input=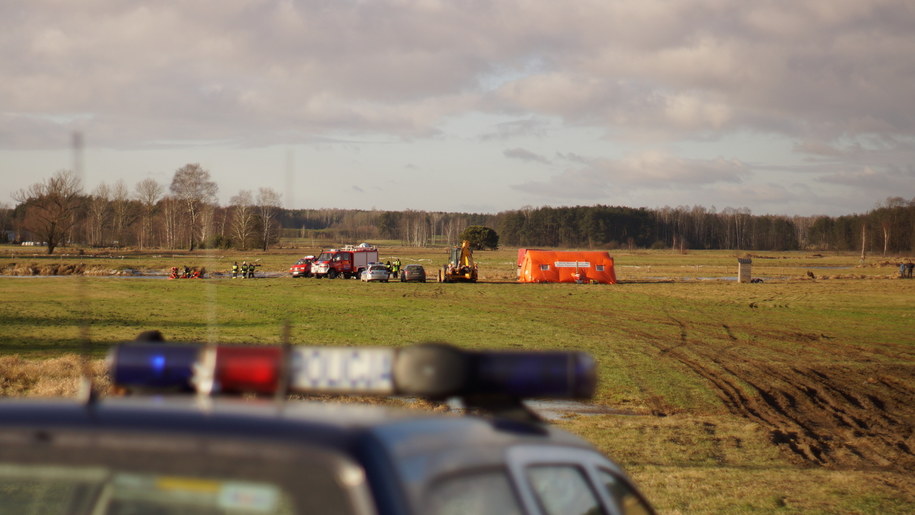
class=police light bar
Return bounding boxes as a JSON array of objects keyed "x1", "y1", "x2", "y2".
[
  {"x1": 108, "y1": 343, "x2": 200, "y2": 392},
  {"x1": 109, "y1": 342, "x2": 596, "y2": 400}
]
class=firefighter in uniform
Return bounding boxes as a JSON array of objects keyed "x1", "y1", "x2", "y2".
[
  {"x1": 232, "y1": 262, "x2": 239, "y2": 279},
  {"x1": 392, "y1": 258, "x2": 401, "y2": 279},
  {"x1": 241, "y1": 261, "x2": 248, "y2": 279}
]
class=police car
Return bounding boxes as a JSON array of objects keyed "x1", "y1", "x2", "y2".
[{"x1": 0, "y1": 337, "x2": 654, "y2": 515}]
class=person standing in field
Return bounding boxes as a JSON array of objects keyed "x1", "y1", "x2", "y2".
[
  {"x1": 232, "y1": 261, "x2": 239, "y2": 279},
  {"x1": 241, "y1": 261, "x2": 248, "y2": 279},
  {"x1": 901, "y1": 263, "x2": 907, "y2": 278},
  {"x1": 907, "y1": 261, "x2": 914, "y2": 278},
  {"x1": 392, "y1": 258, "x2": 401, "y2": 279}
]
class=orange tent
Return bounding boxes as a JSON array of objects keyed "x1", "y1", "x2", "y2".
[{"x1": 518, "y1": 250, "x2": 617, "y2": 284}]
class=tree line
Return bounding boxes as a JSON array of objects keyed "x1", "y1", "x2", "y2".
[
  {"x1": 3, "y1": 169, "x2": 914, "y2": 255},
  {"x1": 490, "y1": 202, "x2": 914, "y2": 254},
  {"x1": 6, "y1": 166, "x2": 283, "y2": 253}
]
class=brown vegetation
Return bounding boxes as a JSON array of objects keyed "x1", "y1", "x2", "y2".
[
  {"x1": 0, "y1": 263, "x2": 139, "y2": 276},
  {"x1": 0, "y1": 356, "x2": 108, "y2": 397}
]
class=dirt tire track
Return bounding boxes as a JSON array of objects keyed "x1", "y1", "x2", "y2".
[{"x1": 644, "y1": 335, "x2": 915, "y2": 471}]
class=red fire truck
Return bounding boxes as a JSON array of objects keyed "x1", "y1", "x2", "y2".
[{"x1": 311, "y1": 244, "x2": 379, "y2": 279}]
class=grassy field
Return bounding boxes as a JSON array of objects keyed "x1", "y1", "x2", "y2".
[{"x1": 1, "y1": 244, "x2": 914, "y2": 513}]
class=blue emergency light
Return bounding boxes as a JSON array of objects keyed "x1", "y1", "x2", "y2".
[
  {"x1": 108, "y1": 341, "x2": 597, "y2": 401},
  {"x1": 108, "y1": 343, "x2": 200, "y2": 391},
  {"x1": 470, "y1": 350, "x2": 596, "y2": 399}
]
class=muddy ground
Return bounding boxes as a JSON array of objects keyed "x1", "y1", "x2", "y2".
[{"x1": 642, "y1": 326, "x2": 915, "y2": 476}]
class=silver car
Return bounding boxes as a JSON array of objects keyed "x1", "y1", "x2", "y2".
[{"x1": 361, "y1": 263, "x2": 390, "y2": 282}]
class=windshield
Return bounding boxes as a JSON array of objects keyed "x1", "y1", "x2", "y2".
[
  {"x1": 0, "y1": 430, "x2": 361, "y2": 515},
  {"x1": 316, "y1": 253, "x2": 334, "y2": 261}
]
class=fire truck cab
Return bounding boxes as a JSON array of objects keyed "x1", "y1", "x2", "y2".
[{"x1": 311, "y1": 244, "x2": 379, "y2": 279}]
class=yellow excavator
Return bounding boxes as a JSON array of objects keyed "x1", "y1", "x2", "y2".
[{"x1": 439, "y1": 240, "x2": 478, "y2": 283}]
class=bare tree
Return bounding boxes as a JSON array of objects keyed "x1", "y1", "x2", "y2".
[
  {"x1": 161, "y1": 196, "x2": 180, "y2": 249},
  {"x1": 199, "y1": 203, "x2": 216, "y2": 248},
  {"x1": 256, "y1": 188, "x2": 282, "y2": 251},
  {"x1": 0, "y1": 202, "x2": 13, "y2": 243},
  {"x1": 169, "y1": 164, "x2": 218, "y2": 250},
  {"x1": 135, "y1": 178, "x2": 163, "y2": 249},
  {"x1": 13, "y1": 170, "x2": 83, "y2": 254},
  {"x1": 230, "y1": 190, "x2": 256, "y2": 250},
  {"x1": 110, "y1": 180, "x2": 133, "y2": 247},
  {"x1": 86, "y1": 183, "x2": 111, "y2": 247}
]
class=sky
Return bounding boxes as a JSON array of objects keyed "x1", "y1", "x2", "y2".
[{"x1": 2, "y1": 0, "x2": 914, "y2": 217}]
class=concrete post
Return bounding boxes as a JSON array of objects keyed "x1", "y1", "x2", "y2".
[{"x1": 737, "y1": 258, "x2": 752, "y2": 283}]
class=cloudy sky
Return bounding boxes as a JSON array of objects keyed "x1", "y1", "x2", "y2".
[{"x1": 2, "y1": 0, "x2": 913, "y2": 216}]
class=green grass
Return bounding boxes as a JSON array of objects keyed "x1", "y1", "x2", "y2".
[
  {"x1": 1, "y1": 247, "x2": 914, "y2": 513},
  {"x1": 2, "y1": 273, "x2": 912, "y2": 397}
]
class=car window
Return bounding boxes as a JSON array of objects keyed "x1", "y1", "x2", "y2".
[
  {"x1": 426, "y1": 470, "x2": 522, "y2": 515},
  {"x1": 527, "y1": 465, "x2": 603, "y2": 515},
  {"x1": 596, "y1": 469, "x2": 651, "y2": 515},
  {"x1": 0, "y1": 430, "x2": 360, "y2": 515},
  {"x1": 0, "y1": 465, "x2": 294, "y2": 515}
]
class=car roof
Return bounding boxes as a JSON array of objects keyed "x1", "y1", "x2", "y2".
[{"x1": 0, "y1": 397, "x2": 591, "y2": 452}]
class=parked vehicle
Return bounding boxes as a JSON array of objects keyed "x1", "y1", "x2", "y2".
[
  {"x1": 0, "y1": 338, "x2": 654, "y2": 514},
  {"x1": 289, "y1": 255, "x2": 315, "y2": 278},
  {"x1": 361, "y1": 263, "x2": 390, "y2": 282},
  {"x1": 400, "y1": 264, "x2": 426, "y2": 282},
  {"x1": 439, "y1": 240, "x2": 478, "y2": 283},
  {"x1": 312, "y1": 244, "x2": 378, "y2": 279}
]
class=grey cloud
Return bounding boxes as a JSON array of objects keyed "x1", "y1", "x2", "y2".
[
  {"x1": 513, "y1": 152, "x2": 749, "y2": 199},
  {"x1": 816, "y1": 164, "x2": 915, "y2": 190},
  {"x1": 479, "y1": 118, "x2": 550, "y2": 141},
  {"x1": 556, "y1": 152, "x2": 590, "y2": 164},
  {"x1": 2, "y1": 0, "x2": 915, "y2": 202},
  {"x1": 503, "y1": 147, "x2": 551, "y2": 165}
]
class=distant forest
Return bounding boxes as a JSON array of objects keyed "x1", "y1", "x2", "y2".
[
  {"x1": 281, "y1": 199, "x2": 915, "y2": 254},
  {"x1": 5, "y1": 169, "x2": 914, "y2": 254}
]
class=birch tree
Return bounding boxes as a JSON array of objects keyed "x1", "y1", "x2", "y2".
[
  {"x1": 256, "y1": 188, "x2": 282, "y2": 251},
  {"x1": 230, "y1": 190, "x2": 256, "y2": 250},
  {"x1": 135, "y1": 178, "x2": 163, "y2": 249},
  {"x1": 169, "y1": 164, "x2": 217, "y2": 250}
]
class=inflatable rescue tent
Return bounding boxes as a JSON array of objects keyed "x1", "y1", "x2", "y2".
[{"x1": 518, "y1": 250, "x2": 617, "y2": 284}]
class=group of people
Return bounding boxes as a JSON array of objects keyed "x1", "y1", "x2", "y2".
[
  {"x1": 232, "y1": 261, "x2": 258, "y2": 279},
  {"x1": 169, "y1": 266, "x2": 204, "y2": 279},
  {"x1": 900, "y1": 261, "x2": 914, "y2": 278},
  {"x1": 385, "y1": 258, "x2": 401, "y2": 279}
]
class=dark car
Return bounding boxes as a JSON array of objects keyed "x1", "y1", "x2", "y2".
[
  {"x1": 0, "y1": 340, "x2": 654, "y2": 515},
  {"x1": 400, "y1": 264, "x2": 426, "y2": 282}
]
